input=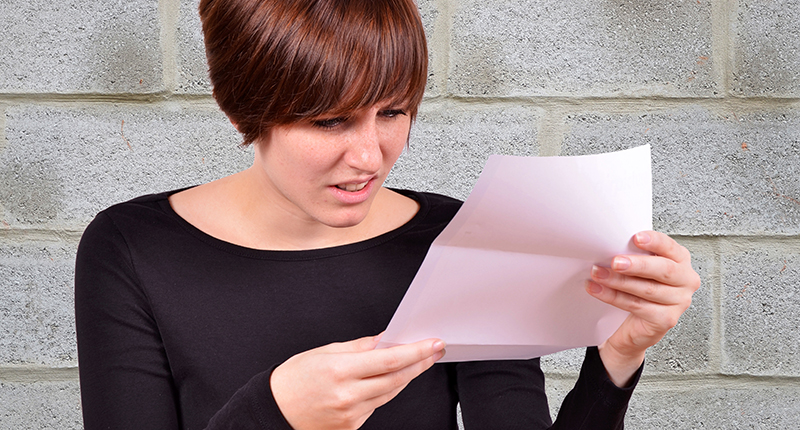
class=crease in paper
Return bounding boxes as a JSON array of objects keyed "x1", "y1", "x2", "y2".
[{"x1": 378, "y1": 145, "x2": 653, "y2": 362}]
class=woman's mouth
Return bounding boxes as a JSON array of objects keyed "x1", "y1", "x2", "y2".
[
  {"x1": 336, "y1": 181, "x2": 369, "y2": 192},
  {"x1": 329, "y1": 179, "x2": 375, "y2": 205}
]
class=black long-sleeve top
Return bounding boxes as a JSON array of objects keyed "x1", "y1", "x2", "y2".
[{"x1": 75, "y1": 189, "x2": 640, "y2": 429}]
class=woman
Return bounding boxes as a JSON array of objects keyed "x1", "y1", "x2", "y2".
[{"x1": 75, "y1": 0, "x2": 700, "y2": 429}]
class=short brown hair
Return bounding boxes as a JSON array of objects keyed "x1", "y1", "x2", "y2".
[{"x1": 199, "y1": 0, "x2": 428, "y2": 145}]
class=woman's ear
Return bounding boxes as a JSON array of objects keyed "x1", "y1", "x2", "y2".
[{"x1": 229, "y1": 116, "x2": 241, "y2": 132}]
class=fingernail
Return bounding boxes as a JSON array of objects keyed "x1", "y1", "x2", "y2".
[
  {"x1": 612, "y1": 256, "x2": 631, "y2": 271},
  {"x1": 433, "y1": 340, "x2": 446, "y2": 351},
  {"x1": 434, "y1": 349, "x2": 446, "y2": 361},
  {"x1": 592, "y1": 265, "x2": 610, "y2": 279},
  {"x1": 636, "y1": 232, "x2": 651, "y2": 244},
  {"x1": 586, "y1": 280, "x2": 603, "y2": 294}
]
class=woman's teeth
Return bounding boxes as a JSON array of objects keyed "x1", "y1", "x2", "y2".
[{"x1": 336, "y1": 181, "x2": 368, "y2": 192}]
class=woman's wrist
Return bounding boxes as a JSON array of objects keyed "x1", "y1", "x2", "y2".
[{"x1": 597, "y1": 341, "x2": 646, "y2": 388}]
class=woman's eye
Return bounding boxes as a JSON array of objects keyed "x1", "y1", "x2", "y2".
[
  {"x1": 312, "y1": 117, "x2": 347, "y2": 129},
  {"x1": 380, "y1": 109, "x2": 407, "y2": 118}
]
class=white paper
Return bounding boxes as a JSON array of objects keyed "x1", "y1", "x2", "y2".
[{"x1": 378, "y1": 145, "x2": 653, "y2": 362}]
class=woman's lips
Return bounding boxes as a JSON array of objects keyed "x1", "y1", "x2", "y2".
[
  {"x1": 329, "y1": 178, "x2": 375, "y2": 204},
  {"x1": 335, "y1": 181, "x2": 369, "y2": 192}
]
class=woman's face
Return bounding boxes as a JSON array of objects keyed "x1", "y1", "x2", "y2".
[{"x1": 252, "y1": 101, "x2": 412, "y2": 229}]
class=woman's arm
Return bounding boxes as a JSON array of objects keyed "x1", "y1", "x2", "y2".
[
  {"x1": 75, "y1": 212, "x2": 182, "y2": 429},
  {"x1": 457, "y1": 347, "x2": 639, "y2": 430},
  {"x1": 77, "y1": 212, "x2": 290, "y2": 430}
]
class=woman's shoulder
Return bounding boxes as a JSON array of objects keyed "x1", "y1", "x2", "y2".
[
  {"x1": 81, "y1": 188, "x2": 188, "y2": 245},
  {"x1": 391, "y1": 189, "x2": 463, "y2": 229},
  {"x1": 95, "y1": 189, "x2": 183, "y2": 223},
  {"x1": 394, "y1": 188, "x2": 462, "y2": 209}
]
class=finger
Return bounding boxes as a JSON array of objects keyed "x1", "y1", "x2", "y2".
[
  {"x1": 591, "y1": 265, "x2": 686, "y2": 305},
  {"x1": 354, "y1": 339, "x2": 445, "y2": 378},
  {"x1": 632, "y1": 231, "x2": 691, "y2": 264},
  {"x1": 602, "y1": 253, "x2": 698, "y2": 289},
  {"x1": 585, "y1": 280, "x2": 683, "y2": 330},
  {"x1": 357, "y1": 346, "x2": 445, "y2": 403},
  {"x1": 611, "y1": 248, "x2": 701, "y2": 292},
  {"x1": 319, "y1": 344, "x2": 444, "y2": 421}
]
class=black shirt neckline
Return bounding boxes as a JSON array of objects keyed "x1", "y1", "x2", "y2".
[{"x1": 154, "y1": 187, "x2": 432, "y2": 261}]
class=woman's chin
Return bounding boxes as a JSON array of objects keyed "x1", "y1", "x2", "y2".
[{"x1": 320, "y1": 210, "x2": 371, "y2": 229}]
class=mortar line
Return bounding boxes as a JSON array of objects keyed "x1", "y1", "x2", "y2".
[
  {"x1": 0, "y1": 228, "x2": 85, "y2": 242},
  {"x1": 158, "y1": 0, "x2": 180, "y2": 93},
  {"x1": 430, "y1": 0, "x2": 455, "y2": 95},
  {"x1": 0, "y1": 103, "x2": 7, "y2": 153},
  {"x1": 536, "y1": 108, "x2": 567, "y2": 156},
  {"x1": 436, "y1": 95, "x2": 800, "y2": 106},
  {"x1": 711, "y1": 0, "x2": 735, "y2": 97},
  {"x1": 710, "y1": 236, "x2": 723, "y2": 374},
  {"x1": 637, "y1": 373, "x2": 800, "y2": 388},
  {"x1": 545, "y1": 371, "x2": 800, "y2": 388},
  {"x1": 0, "y1": 366, "x2": 79, "y2": 383},
  {"x1": 3, "y1": 93, "x2": 800, "y2": 107},
  {"x1": 424, "y1": 96, "x2": 800, "y2": 115},
  {"x1": 0, "y1": 95, "x2": 220, "y2": 110},
  {"x1": 0, "y1": 92, "x2": 214, "y2": 105},
  {"x1": 711, "y1": 235, "x2": 800, "y2": 247}
]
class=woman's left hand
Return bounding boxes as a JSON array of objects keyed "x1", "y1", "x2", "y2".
[{"x1": 586, "y1": 230, "x2": 701, "y2": 387}]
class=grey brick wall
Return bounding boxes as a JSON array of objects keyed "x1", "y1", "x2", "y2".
[{"x1": 1, "y1": 0, "x2": 798, "y2": 428}]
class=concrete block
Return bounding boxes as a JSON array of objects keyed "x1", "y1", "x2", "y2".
[
  {"x1": 561, "y1": 106, "x2": 800, "y2": 235},
  {"x1": 626, "y1": 383, "x2": 800, "y2": 429},
  {"x1": 385, "y1": 102, "x2": 540, "y2": 200},
  {"x1": 721, "y1": 244, "x2": 800, "y2": 376},
  {"x1": 541, "y1": 348, "x2": 586, "y2": 375},
  {"x1": 733, "y1": 1, "x2": 800, "y2": 97},
  {"x1": 0, "y1": 104, "x2": 251, "y2": 228},
  {"x1": 177, "y1": 0, "x2": 211, "y2": 94},
  {"x1": 449, "y1": 0, "x2": 715, "y2": 97},
  {"x1": 0, "y1": 240, "x2": 78, "y2": 366},
  {"x1": 0, "y1": 380, "x2": 82, "y2": 429},
  {"x1": 542, "y1": 375, "x2": 576, "y2": 421},
  {"x1": 0, "y1": 0, "x2": 163, "y2": 94}
]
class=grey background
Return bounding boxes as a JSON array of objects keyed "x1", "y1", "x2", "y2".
[{"x1": 1, "y1": 0, "x2": 799, "y2": 428}]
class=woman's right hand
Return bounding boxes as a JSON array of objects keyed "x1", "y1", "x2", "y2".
[{"x1": 270, "y1": 335, "x2": 446, "y2": 430}]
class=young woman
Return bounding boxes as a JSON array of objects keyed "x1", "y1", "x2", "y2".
[{"x1": 75, "y1": 0, "x2": 700, "y2": 429}]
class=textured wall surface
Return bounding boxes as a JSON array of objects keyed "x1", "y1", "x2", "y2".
[{"x1": 1, "y1": 0, "x2": 798, "y2": 428}]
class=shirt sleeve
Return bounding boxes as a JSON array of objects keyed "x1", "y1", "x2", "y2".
[
  {"x1": 76, "y1": 212, "x2": 181, "y2": 429},
  {"x1": 203, "y1": 365, "x2": 294, "y2": 430},
  {"x1": 456, "y1": 347, "x2": 642, "y2": 430},
  {"x1": 75, "y1": 212, "x2": 294, "y2": 430}
]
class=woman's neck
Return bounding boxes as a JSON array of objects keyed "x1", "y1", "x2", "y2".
[{"x1": 168, "y1": 171, "x2": 419, "y2": 251}]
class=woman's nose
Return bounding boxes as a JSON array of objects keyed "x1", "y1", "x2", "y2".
[{"x1": 344, "y1": 120, "x2": 382, "y2": 173}]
